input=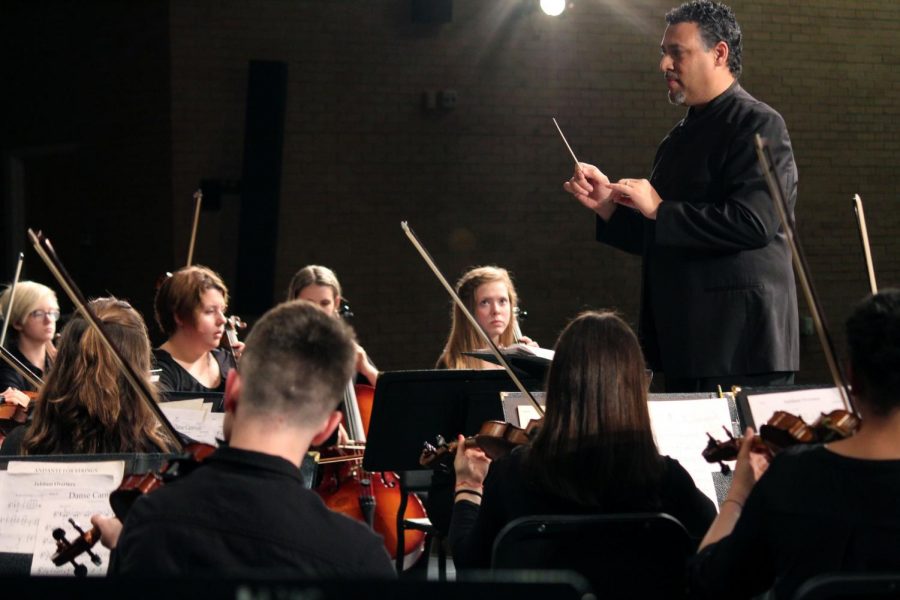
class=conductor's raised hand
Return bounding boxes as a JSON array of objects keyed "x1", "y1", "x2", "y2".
[{"x1": 563, "y1": 162, "x2": 616, "y2": 220}]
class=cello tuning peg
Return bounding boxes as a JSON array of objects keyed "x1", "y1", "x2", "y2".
[
  {"x1": 88, "y1": 549, "x2": 102, "y2": 566},
  {"x1": 52, "y1": 528, "x2": 67, "y2": 542}
]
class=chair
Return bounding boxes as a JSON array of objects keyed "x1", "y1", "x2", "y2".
[
  {"x1": 792, "y1": 572, "x2": 900, "y2": 600},
  {"x1": 491, "y1": 513, "x2": 694, "y2": 599}
]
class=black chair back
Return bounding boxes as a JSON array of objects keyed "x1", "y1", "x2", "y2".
[{"x1": 491, "y1": 513, "x2": 693, "y2": 599}]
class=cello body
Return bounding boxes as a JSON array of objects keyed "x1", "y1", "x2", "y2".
[{"x1": 316, "y1": 382, "x2": 427, "y2": 569}]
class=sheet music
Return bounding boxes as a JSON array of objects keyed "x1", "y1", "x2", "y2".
[
  {"x1": 745, "y1": 387, "x2": 845, "y2": 429},
  {"x1": 160, "y1": 403, "x2": 224, "y2": 446},
  {"x1": 647, "y1": 397, "x2": 733, "y2": 508},
  {"x1": 0, "y1": 471, "x2": 117, "y2": 557},
  {"x1": 30, "y1": 480, "x2": 115, "y2": 576}
]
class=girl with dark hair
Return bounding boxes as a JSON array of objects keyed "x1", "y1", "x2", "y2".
[{"x1": 449, "y1": 310, "x2": 716, "y2": 568}]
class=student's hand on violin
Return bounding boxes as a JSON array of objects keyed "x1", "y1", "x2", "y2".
[
  {"x1": 90, "y1": 514, "x2": 123, "y2": 550},
  {"x1": 231, "y1": 341, "x2": 245, "y2": 360},
  {"x1": 0, "y1": 387, "x2": 31, "y2": 407},
  {"x1": 517, "y1": 335, "x2": 539, "y2": 348},
  {"x1": 563, "y1": 162, "x2": 616, "y2": 220},
  {"x1": 606, "y1": 178, "x2": 663, "y2": 220},
  {"x1": 453, "y1": 434, "x2": 491, "y2": 489},
  {"x1": 729, "y1": 427, "x2": 771, "y2": 504}
]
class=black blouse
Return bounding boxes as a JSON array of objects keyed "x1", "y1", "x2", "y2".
[{"x1": 152, "y1": 347, "x2": 235, "y2": 394}]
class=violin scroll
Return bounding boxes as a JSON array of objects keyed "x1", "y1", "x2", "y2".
[{"x1": 51, "y1": 519, "x2": 102, "y2": 577}]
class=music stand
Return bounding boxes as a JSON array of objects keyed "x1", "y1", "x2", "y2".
[{"x1": 362, "y1": 369, "x2": 542, "y2": 571}]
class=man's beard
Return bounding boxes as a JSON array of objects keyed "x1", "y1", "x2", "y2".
[{"x1": 667, "y1": 89, "x2": 686, "y2": 105}]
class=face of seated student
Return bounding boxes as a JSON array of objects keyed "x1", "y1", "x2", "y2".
[
  {"x1": 179, "y1": 288, "x2": 227, "y2": 350},
  {"x1": 296, "y1": 284, "x2": 338, "y2": 318},
  {"x1": 474, "y1": 281, "x2": 511, "y2": 343},
  {"x1": 15, "y1": 294, "x2": 59, "y2": 345}
]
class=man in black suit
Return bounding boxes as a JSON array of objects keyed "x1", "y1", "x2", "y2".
[{"x1": 564, "y1": 0, "x2": 798, "y2": 392}]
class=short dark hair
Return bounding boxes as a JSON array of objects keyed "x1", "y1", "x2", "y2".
[
  {"x1": 237, "y1": 300, "x2": 356, "y2": 426},
  {"x1": 154, "y1": 266, "x2": 228, "y2": 337},
  {"x1": 666, "y1": 0, "x2": 743, "y2": 78},
  {"x1": 845, "y1": 289, "x2": 900, "y2": 415}
]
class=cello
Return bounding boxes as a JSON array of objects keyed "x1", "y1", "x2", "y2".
[{"x1": 315, "y1": 301, "x2": 427, "y2": 570}]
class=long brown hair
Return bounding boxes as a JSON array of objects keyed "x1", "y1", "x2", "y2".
[
  {"x1": 22, "y1": 297, "x2": 178, "y2": 455},
  {"x1": 526, "y1": 311, "x2": 663, "y2": 508},
  {"x1": 437, "y1": 266, "x2": 519, "y2": 369}
]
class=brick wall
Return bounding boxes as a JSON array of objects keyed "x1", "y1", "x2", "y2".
[{"x1": 5, "y1": 0, "x2": 898, "y2": 384}]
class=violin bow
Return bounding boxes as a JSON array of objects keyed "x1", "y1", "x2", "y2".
[
  {"x1": 27, "y1": 229, "x2": 185, "y2": 450},
  {"x1": 185, "y1": 189, "x2": 203, "y2": 267},
  {"x1": 753, "y1": 135, "x2": 855, "y2": 414},
  {"x1": 0, "y1": 252, "x2": 25, "y2": 348},
  {"x1": 852, "y1": 194, "x2": 877, "y2": 294},
  {"x1": 401, "y1": 222, "x2": 544, "y2": 417},
  {"x1": 0, "y1": 345, "x2": 43, "y2": 390}
]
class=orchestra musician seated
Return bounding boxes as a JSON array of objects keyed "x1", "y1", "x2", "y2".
[
  {"x1": 0, "y1": 297, "x2": 179, "y2": 455},
  {"x1": 690, "y1": 289, "x2": 900, "y2": 599},
  {"x1": 448, "y1": 310, "x2": 716, "y2": 568},
  {"x1": 152, "y1": 266, "x2": 243, "y2": 395},
  {"x1": 426, "y1": 266, "x2": 540, "y2": 534},
  {"x1": 90, "y1": 300, "x2": 395, "y2": 578},
  {"x1": 0, "y1": 281, "x2": 59, "y2": 409},
  {"x1": 436, "y1": 265, "x2": 537, "y2": 370}
]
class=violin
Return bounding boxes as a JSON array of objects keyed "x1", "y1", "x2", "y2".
[
  {"x1": 703, "y1": 409, "x2": 861, "y2": 473},
  {"x1": 49, "y1": 442, "x2": 217, "y2": 575},
  {"x1": 419, "y1": 418, "x2": 543, "y2": 470},
  {"x1": 220, "y1": 314, "x2": 246, "y2": 365}
]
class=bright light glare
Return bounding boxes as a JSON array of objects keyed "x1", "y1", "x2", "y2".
[{"x1": 539, "y1": 0, "x2": 566, "y2": 16}]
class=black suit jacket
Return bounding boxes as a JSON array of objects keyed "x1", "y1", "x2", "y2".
[{"x1": 598, "y1": 82, "x2": 799, "y2": 379}]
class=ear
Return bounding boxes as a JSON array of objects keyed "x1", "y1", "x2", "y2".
[
  {"x1": 12, "y1": 320, "x2": 23, "y2": 332},
  {"x1": 224, "y1": 369, "x2": 241, "y2": 414},
  {"x1": 713, "y1": 40, "x2": 730, "y2": 68},
  {"x1": 310, "y1": 410, "x2": 343, "y2": 447}
]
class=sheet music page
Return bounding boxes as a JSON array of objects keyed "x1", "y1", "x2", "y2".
[
  {"x1": 745, "y1": 387, "x2": 846, "y2": 428},
  {"x1": 160, "y1": 404, "x2": 223, "y2": 446},
  {"x1": 30, "y1": 478, "x2": 117, "y2": 576},
  {"x1": 648, "y1": 398, "x2": 733, "y2": 508},
  {"x1": 0, "y1": 472, "x2": 116, "y2": 556},
  {"x1": 501, "y1": 391, "x2": 546, "y2": 427},
  {"x1": 160, "y1": 398, "x2": 206, "y2": 411},
  {"x1": 7, "y1": 460, "x2": 125, "y2": 481}
]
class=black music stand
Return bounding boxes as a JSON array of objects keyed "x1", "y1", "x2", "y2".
[{"x1": 362, "y1": 369, "x2": 542, "y2": 572}]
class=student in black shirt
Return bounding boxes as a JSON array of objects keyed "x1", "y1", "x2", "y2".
[
  {"x1": 448, "y1": 310, "x2": 716, "y2": 568},
  {"x1": 92, "y1": 300, "x2": 395, "y2": 578},
  {"x1": 152, "y1": 266, "x2": 242, "y2": 394},
  {"x1": 691, "y1": 289, "x2": 900, "y2": 599},
  {"x1": 0, "y1": 281, "x2": 58, "y2": 405}
]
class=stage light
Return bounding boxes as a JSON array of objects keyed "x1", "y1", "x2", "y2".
[{"x1": 539, "y1": 0, "x2": 566, "y2": 16}]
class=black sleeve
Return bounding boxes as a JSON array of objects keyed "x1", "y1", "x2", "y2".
[
  {"x1": 688, "y1": 472, "x2": 775, "y2": 599},
  {"x1": 0, "y1": 424, "x2": 26, "y2": 455},
  {"x1": 447, "y1": 462, "x2": 507, "y2": 569},
  {"x1": 151, "y1": 350, "x2": 180, "y2": 394},
  {"x1": 655, "y1": 109, "x2": 795, "y2": 252},
  {"x1": 596, "y1": 207, "x2": 646, "y2": 256},
  {"x1": 660, "y1": 458, "x2": 718, "y2": 543}
]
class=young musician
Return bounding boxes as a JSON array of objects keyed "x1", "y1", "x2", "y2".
[
  {"x1": 287, "y1": 264, "x2": 377, "y2": 387},
  {"x1": 92, "y1": 300, "x2": 395, "y2": 578},
  {"x1": 449, "y1": 311, "x2": 716, "y2": 568},
  {"x1": 691, "y1": 289, "x2": 900, "y2": 599},
  {"x1": 152, "y1": 266, "x2": 242, "y2": 394},
  {"x1": 0, "y1": 281, "x2": 58, "y2": 407},
  {"x1": 0, "y1": 297, "x2": 178, "y2": 455},
  {"x1": 436, "y1": 265, "x2": 536, "y2": 370}
]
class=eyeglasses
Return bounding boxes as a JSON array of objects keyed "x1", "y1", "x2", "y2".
[{"x1": 29, "y1": 310, "x2": 61, "y2": 321}]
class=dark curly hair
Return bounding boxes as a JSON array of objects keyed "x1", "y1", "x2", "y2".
[
  {"x1": 845, "y1": 289, "x2": 900, "y2": 416},
  {"x1": 666, "y1": 0, "x2": 742, "y2": 78}
]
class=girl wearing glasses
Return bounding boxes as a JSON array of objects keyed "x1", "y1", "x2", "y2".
[{"x1": 0, "y1": 281, "x2": 59, "y2": 405}]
